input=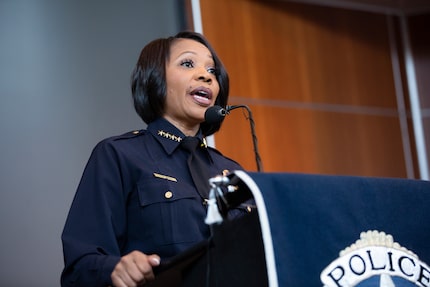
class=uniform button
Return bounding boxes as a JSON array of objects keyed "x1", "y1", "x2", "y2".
[
  {"x1": 164, "y1": 191, "x2": 173, "y2": 199},
  {"x1": 132, "y1": 130, "x2": 139, "y2": 134}
]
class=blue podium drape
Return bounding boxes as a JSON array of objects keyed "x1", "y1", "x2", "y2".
[{"x1": 234, "y1": 171, "x2": 430, "y2": 287}]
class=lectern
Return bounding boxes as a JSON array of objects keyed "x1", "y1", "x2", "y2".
[{"x1": 150, "y1": 171, "x2": 430, "y2": 287}]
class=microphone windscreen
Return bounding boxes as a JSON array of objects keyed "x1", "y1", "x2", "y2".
[{"x1": 205, "y1": 105, "x2": 227, "y2": 124}]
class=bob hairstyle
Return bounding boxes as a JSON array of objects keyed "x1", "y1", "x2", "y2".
[{"x1": 131, "y1": 31, "x2": 229, "y2": 137}]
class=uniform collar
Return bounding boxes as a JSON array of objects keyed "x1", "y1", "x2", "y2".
[{"x1": 148, "y1": 118, "x2": 207, "y2": 155}]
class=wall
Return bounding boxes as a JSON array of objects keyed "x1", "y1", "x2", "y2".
[
  {"x1": 198, "y1": 0, "x2": 428, "y2": 178},
  {"x1": 407, "y1": 12, "x2": 430, "y2": 178},
  {"x1": 0, "y1": 1, "x2": 184, "y2": 286}
]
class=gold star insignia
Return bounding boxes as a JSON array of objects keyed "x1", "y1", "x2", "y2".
[
  {"x1": 157, "y1": 130, "x2": 182, "y2": 142},
  {"x1": 201, "y1": 138, "x2": 208, "y2": 148}
]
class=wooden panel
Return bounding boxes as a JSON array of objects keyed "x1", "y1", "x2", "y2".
[
  {"x1": 200, "y1": 0, "x2": 396, "y2": 107},
  {"x1": 408, "y1": 13, "x2": 430, "y2": 108},
  {"x1": 200, "y1": 0, "x2": 408, "y2": 177},
  {"x1": 407, "y1": 13, "x2": 430, "y2": 175},
  {"x1": 219, "y1": 105, "x2": 406, "y2": 177}
]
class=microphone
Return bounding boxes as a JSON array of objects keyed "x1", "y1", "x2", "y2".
[
  {"x1": 204, "y1": 105, "x2": 263, "y2": 172},
  {"x1": 205, "y1": 105, "x2": 244, "y2": 124},
  {"x1": 204, "y1": 105, "x2": 229, "y2": 124}
]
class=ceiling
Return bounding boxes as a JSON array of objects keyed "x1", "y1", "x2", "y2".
[{"x1": 278, "y1": 0, "x2": 430, "y2": 15}]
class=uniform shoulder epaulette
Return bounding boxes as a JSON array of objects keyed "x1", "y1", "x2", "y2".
[
  {"x1": 206, "y1": 146, "x2": 242, "y2": 166},
  {"x1": 206, "y1": 145, "x2": 222, "y2": 155},
  {"x1": 112, "y1": 129, "x2": 147, "y2": 140}
]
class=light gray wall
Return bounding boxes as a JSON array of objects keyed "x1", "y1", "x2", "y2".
[{"x1": 0, "y1": 1, "x2": 184, "y2": 286}]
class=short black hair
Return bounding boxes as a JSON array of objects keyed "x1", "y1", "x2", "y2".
[{"x1": 131, "y1": 31, "x2": 229, "y2": 136}]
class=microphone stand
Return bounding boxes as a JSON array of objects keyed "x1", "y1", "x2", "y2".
[{"x1": 227, "y1": 105, "x2": 263, "y2": 172}]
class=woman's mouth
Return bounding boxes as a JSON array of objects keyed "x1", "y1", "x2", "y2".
[{"x1": 190, "y1": 87, "x2": 213, "y2": 106}]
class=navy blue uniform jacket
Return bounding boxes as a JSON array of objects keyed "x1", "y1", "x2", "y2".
[{"x1": 61, "y1": 118, "x2": 243, "y2": 286}]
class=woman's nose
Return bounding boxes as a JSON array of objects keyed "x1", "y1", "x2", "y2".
[
  {"x1": 198, "y1": 75, "x2": 212, "y2": 83},
  {"x1": 196, "y1": 67, "x2": 213, "y2": 83}
]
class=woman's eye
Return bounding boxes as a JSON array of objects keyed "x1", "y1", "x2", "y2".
[
  {"x1": 207, "y1": 67, "x2": 217, "y2": 75},
  {"x1": 180, "y1": 60, "x2": 194, "y2": 68}
]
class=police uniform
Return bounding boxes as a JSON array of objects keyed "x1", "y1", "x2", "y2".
[{"x1": 61, "y1": 117, "x2": 243, "y2": 287}]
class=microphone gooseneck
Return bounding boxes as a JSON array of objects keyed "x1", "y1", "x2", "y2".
[{"x1": 204, "y1": 105, "x2": 263, "y2": 172}]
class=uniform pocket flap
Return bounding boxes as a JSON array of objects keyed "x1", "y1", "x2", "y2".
[{"x1": 137, "y1": 177, "x2": 197, "y2": 206}]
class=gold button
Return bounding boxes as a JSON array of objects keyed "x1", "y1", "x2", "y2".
[
  {"x1": 164, "y1": 191, "x2": 173, "y2": 199},
  {"x1": 133, "y1": 130, "x2": 139, "y2": 134}
]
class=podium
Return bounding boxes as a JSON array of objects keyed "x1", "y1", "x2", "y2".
[{"x1": 149, "y1": 171, "x2": 430, "y2": 287}]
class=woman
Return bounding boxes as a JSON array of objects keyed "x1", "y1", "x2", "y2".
[{"x1": 61, "y1": 31, "x2": 245, "y2": 287}]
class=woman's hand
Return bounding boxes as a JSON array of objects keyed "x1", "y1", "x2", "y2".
[{"x1": 111, "y1": 251, "x2": 160, "y2": 287}]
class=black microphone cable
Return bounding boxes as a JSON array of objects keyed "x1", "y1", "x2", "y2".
[{"x1": 226, "y1": 105, "x2": 263, "y2": 172}]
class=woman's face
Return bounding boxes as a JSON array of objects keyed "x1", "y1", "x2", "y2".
[{"x1": 163, "y1": 38, "x2": 220, "y2": 131}]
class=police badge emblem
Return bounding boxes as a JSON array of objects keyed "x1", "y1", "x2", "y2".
[{"x1": 320, "y1": 230, "x2": 430, "y2": 287}]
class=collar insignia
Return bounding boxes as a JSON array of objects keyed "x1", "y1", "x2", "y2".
[
  {"x1": 157, "y1": 130, "x2": 208, "y2": 148},
  {"x1": 157, "y1": 130, "x2": 182, "y2": 143},
  {"x1": 320, "y1": 230, "x2": 430, "y2": 287}
]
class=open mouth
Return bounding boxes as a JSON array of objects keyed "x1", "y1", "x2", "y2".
[{"x1": 190, "y1": 87, "x2": 213, "y2": 105}]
